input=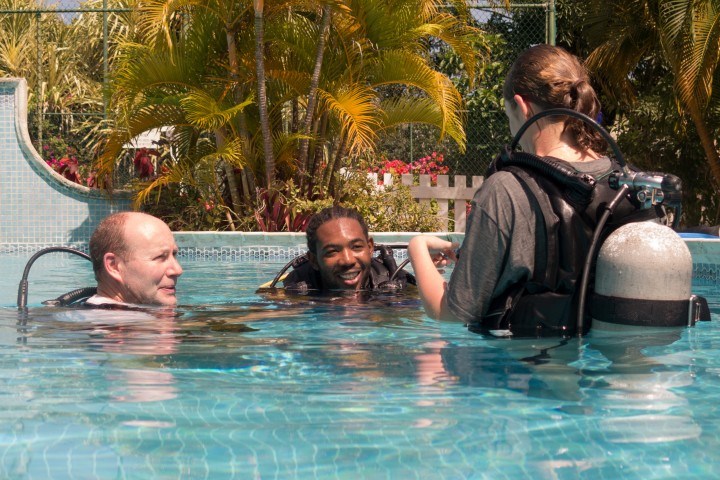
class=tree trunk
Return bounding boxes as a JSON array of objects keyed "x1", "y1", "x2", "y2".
[
  {"x1": 327, "y1": 134, "x2": 348, "y2": 197},
  {"x1": 686, "y1": 99, "x2": 720, "y2": 189},
  {"x1": 254, "y1": 0, "x2": 275, "y2": 187},
  {"x1": 308, "y1": 111, "x2": 329, "y2": 194},
  {"x1": 291, "y1": 97, "x2": 299, "y2": 133},
  {"x1": 225, "y1": 23, "x2": 253, "y2": 204},
  {"x1": 215, "y1": 128, "x2": 243, "y2": 220},
  {"x1": 297, "y1": 4, "x2": 331, "y2": 187}
]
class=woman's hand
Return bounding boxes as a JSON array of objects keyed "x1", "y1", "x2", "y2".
[{"x1": 411, "y1": 236, "x2": 460, "y2": 268}]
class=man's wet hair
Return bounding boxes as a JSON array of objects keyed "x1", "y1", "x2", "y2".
[
  {"x1": 89, "y1": 211, "x2": 131, "y2": 281},
  {"x1": 306, "y1": 206, "x2": 370, "y2": 254}
]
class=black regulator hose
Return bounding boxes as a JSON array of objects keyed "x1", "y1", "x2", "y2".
[
  {"x1": 575, "y1": 184, "x2": 631, "y2": 335},
  {"x1": 268, "y1": 254, "x2": 310, "y2": 289},
  {"x1": 17, "y1": 247, "x2": 91, "y2": 310},
  {"x1": 389, "y1": 258, "x2": 411, "y2": 283}
]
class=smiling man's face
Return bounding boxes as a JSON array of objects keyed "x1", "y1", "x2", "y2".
[{"x1": 309, "y1": 217, "x2": 374, "y2": 291}]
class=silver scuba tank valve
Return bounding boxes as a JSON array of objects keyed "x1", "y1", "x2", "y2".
[{"x1": 608, "y1": 170, "x2": 682, "y2": 210}]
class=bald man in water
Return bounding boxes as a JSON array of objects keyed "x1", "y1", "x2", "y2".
[{"x1": 87, "y1": 211, "x2": 183, "y2": 306}]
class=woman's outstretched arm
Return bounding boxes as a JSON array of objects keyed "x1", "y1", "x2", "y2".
[{"x1": 408, "y1": 235, "x2": 461, "y2": 321}]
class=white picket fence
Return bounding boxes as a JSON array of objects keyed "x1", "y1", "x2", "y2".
[{"x1": 368, "y1": 173, "x2": 484, "y2": 232}]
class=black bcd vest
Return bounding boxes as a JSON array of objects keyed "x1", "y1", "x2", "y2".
[{"x1": 472, "y1": 151, "x2": 663, "y2": 338}]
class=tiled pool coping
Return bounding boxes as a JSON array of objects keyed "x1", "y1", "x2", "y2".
[
  {"x1": 7, "y1": 231, "x2": 707, "y2": 285},
  {"x1": 173, "y1": 233, "x2": 720, "y2": 286},
  {"x1": 0, "y1": 232, "x2": 718, "y2": 286}
]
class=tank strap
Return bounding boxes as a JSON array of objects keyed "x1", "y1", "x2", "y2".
[
  {"x1": 42, "y1": 286, "x2": 97, "y2": 307},
  {"x1": 590, "y1": 293, "x2": 711, "y2": 327}
]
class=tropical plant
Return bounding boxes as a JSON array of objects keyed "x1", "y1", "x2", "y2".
[
  {"x1": 253, "y1": 180, "x2": 330, "y2": 232},
  {"x1": 89, "y1": 0, "x2": 485, "y2": 230},
  {"x1": 335, "y1": 169, "x2": 442, "y2": 232},
  {"x1": 580, "y1": 0, "x2": 720, "y2": 200},
  {"x1": 0, "y1": 0, "x2": 107, "y2": 157}
]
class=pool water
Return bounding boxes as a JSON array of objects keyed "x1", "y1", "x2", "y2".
[{"x1": 1, "y1": 252, "x2": 720, "y2": 479}]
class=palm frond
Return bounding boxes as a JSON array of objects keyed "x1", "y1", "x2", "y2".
[
  {"x1": 368, "y1": 50, "x2": 464, "y2": 144},
  {"x1": 411, "y1": 13, "x2": 486, "y2": 83},
  {"x1": 317, "y1": 84, "x2": 380, "y2": 156},
  {"x1": 133, "y1": 157, "x2": 198, "y2": 207},
  {"x1": 379, "y1": 96, "x2": 465, "y2": 150},
  {"x1": 181, "y1": 90, "x2": 254, "y2": 130},
  {"x1": 273, "y1": 130, "x2": 311, "y2": 168},
  {"x1": 661, "y1": 0, "x2": 720, "y2": 108}
]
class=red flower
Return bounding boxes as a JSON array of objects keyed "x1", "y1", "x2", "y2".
[{"x1": 133, "y1": 148, "x2": 157, "y2": 179}]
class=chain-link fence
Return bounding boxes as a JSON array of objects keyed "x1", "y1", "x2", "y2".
[
  {"x1": 0, "y1": 0, "x2": 552, "y2": 179},
  {"x1": 0, "y1": 1, "x2": 129, "y2": 142},
  {"x1": 376, "y1": 1, "x2": 553, "y2": 176}
]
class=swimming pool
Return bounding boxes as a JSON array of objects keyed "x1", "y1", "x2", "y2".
[{"x1": 2, "y1": 250, "x2": 720, "y2": 479}]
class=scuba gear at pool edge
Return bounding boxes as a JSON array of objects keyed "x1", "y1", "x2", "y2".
[
  {"x1": 477, "y1": 107, "x2": 705, "y2": 337},
  {"x1": 17, "y1": 246, "x2": 96, "y2": 309},
  {"x1": 260, "y1": 243, "x2": 416, "y2": 293}
]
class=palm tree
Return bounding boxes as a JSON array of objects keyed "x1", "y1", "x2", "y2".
[
  {"x1": 583, "y1": 0, "x2": 720, "y2": 187},
  {"x1": 253, "y1": 0, "x2": 275, "y2": 186},
  {"x1": 93, "y1": 0, "x2": 484, "y2": 228},
  {"x1": 93, "y1": 1, "x2": 251, "y2": 226},
  {"x1": 659, "y1": 0, "x2": 720, "y2": 185},
  {"x1": 284, "y1": 0, "x2": 485, "y2": 194}
]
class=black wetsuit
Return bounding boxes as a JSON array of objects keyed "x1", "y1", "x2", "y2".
[{"x1": 282, "y1": 249, "x2": 414, "y2": 294}]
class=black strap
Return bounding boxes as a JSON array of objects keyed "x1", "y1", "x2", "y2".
[
  {"x1": 42, "y1": 287, "x2": 97, "y2": 307},
  {"x1": 505, "y1": 166, "x2": 556, "y2": 285},
  {"x1": 590, "y1": 293, "x2": 710, "y2": 327}
]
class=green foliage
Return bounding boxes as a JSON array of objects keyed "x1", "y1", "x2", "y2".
[
  {"x1": 614, "y1": 78, "x2": 720, "y2": 226},
  {"x1": 334, "y1": 170, "x2": 442, "y2": 232},
  {"x1": 141, "y1": 183, "x2": 251, "y2": 232},
  {"x1": 555, "y1": 0, "x2": 720, "y2": 225},
  {"x1": 92, "y1": 0, "x2": 480, "y2": 216},
  {"x1": 253, "y1": 181, "x2": 332, "y2": 232},
  {"x1": 376, "y1": 18, "x2": 515, "y2": 177}
]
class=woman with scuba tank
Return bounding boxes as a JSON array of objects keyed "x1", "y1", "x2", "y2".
[{"x1": 408, "y1": 44, "x2": 665, "y2": 337}]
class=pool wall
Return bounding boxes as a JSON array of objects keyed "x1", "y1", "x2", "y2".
[
  {"x1": 0, "y1": 78, "x2": 131, "y2": 252},
  {"x1": 171, "y1": 231, "x2": 465, "y2": 260}
]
